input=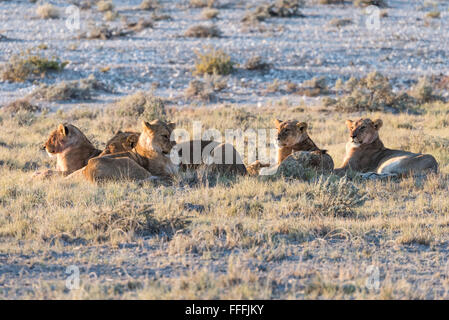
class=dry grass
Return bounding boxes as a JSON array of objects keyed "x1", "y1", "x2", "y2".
[{"x1": 1, "y1": 86, "x2": 449, "y2": 299}]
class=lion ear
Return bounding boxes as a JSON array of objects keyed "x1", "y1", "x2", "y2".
[
  {"x1": 373, "y1": 119, "x2": 383, "y2": 130},
  {"x1": 167, "y1": 122, "x2": 176, "y2": 131},
  {"x1": 126, "y1": 134, "x2": 139, "y2": 148},
  {"x1": 142, "y1": 120, "x2": 153, "y2": 131},
  {"x1": 274, "y1": 119, "x2": 282, "y2": 128},
  {"x1": 345, "y1": 120, "x2": 353, "y2": 130},
  {"x1": 297, "y1": 122, "x2": 308, "y2": 132},
  {"x1": 58, "y1": 124, "x2": 68, "y2": 136}
]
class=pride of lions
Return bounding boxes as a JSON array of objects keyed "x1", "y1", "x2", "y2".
[{"x1": 35, "y1": 117, "x2": 438, "y2": 183}]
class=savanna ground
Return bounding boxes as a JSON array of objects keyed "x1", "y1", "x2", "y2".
[{"x1": 1, "y1": 0, "x2": 449, "y2": 299}]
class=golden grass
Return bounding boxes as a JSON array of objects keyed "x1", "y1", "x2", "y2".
[{"x1": 1, "y1": 101, "x2": 449, "y2": 299}]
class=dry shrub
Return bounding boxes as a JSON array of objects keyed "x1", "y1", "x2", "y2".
[
  {"x1": 304, "y1": 176, "x2": 367, "y2": 218},
  {"x1": 184, "y1": 24, "x2": 221, "y2": 38},
  {"x1": 126, "y1": 18, "x2": 153, "y2": 32},
  {"x1": 409, "y1": 77, "x2": 441, "y2": 104},
  {"x1": 85, "y1": 202, "x2": 188, "y2": 242},
  {"x1": 319, "y1": 0, "x2": 345, "y2": 4},
  {"x1": 193, "y1": 47, "x2": 234, "y2": 76},
  {"x1": 244, "y1": 56, "x2": 271, "y2": 71},
  {"x1": 296, "y1": 76, "x2": 329, "y2": 97},
  {"x1": 189, "y1": 0, "x2": 215, "y2": 8},
  {"x1": 325, "y1": 71, "x2": 417, "y2": 112},
  {"x1": 242, "y1": 0, "x2": 304, "y2": 23},
  {"x1": 263, "y1": 151, "x2": 333, "y2": 180},
  {"x1": 30, "y1": 75, "x2": 109, "y2": 101},
  {"x1": 140, "y1": 0, "x2": 159, "y2": 10},
  {"x1": 202, "y1": 8, "x2": 219, "y2": 19},
  {"x1": 2, "y1": 98, "x2": 40, "y2": 114},
  {"x1": 185, "y1": 79, "x2": 215, "y2": 101},
  {"x1": 1, "y1": 50, "x2": 67, "y2": 82},
  {"x1": 36, "y1": 3, "x2": 59, "y2": 19},
  {"x1": 103, "y1": 10, "x2": 119, "y2": 21},
  {"x1": 353, "y1": 0, "x2": 387, "y2": 7},
  {"x1": 78, "y1": 20, "x2": 152, "y2": 40},
  {"x1": 97, "y1": 0, "x2": 114, "y2": 12},
  {"x1": 329, "y1": 18, "x2": 353, "y2": 27},
  {"x1": 426, "y1": 11, "x2": 440, "y2": 19},
  {"x1": 114, "y1": 91, "x2": 166, "y2": 120}
]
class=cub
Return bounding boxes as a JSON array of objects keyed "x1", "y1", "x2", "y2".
[
  {"x1": 275, "y1": 119, "x2": 334, "y2": 171},
  {"x1": 99, "y1": 130, "x2": 140, "y2": 156}
]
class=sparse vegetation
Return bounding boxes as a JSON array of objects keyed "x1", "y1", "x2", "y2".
[
  {"x1": 140, "y1": 0, "x2": 159, "y2": 10},
  {"x1": 114, "y1": 91, "x2": 166, "y2": 120},
  {"x1": 329, "y1": 18, "x2": 353, "y2": 27},
  {"x1": 1, "y1": 49, "x2": 67, "y2": 82},
  {"x1": 189, "y1": 0, "x2": 215, "y2": 8},
  {"x1": 193, "y1": 47, "x2": 234, "y2": 76},
  {"x1": 425, "y1": 11, "x2": 440, "y2": 19},
  {"x1": 29, "y1": 75, "x2": 109, "y2": 101},
  {"x1": 2, "y1": 98, "x2": 40, "y2": 114},
  {"x1": 36, "y1": 3, "x2": 59, "y2": 19},
  {"x1": 184, "y1": 24, "x2": 221, "y2": 38},
  {"x1": 324, "y1": 72, "x2": 423, "y2": 112},
  {"x1": 353, "y1": 0, "x2": 387, "y2": 7},
  {"x1": 202, "y1": 8, "x2": 219, "y2": 19},
  {"x1": 96, "y1": 0, "x2": 114, "y2": 12},
  {"x1": 244, "y1": 56, "x2": 271, "y2": 71}
]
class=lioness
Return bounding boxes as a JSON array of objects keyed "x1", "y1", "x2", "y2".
[
  {"x1": 99, "y1": 130, "x2": 140, "y2": 156},
  {"x1": 81, "y1": 119, "x2": 177, "y2": 182},
  {"x1": 275, "y1": 119, "x2": 334, "y2": 171},
  {"x1": 173, "y1": 140, "x2": 248, "y2": 175},
  {"x1": 35, "y1": 123, "x2": 101, "y2": 177},
  {"x1": 334, "y1": 118, "x2": 438, "y2": 176}
]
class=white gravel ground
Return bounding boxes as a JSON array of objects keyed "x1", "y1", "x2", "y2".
[{"x1": 0, "y1": 0, "x2": 448, "y2": 109}]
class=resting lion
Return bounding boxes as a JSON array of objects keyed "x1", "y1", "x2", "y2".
[
  {"x1": 174, "y1": 140, "x2": 248, "y2": 176},
  {"x1": 275, "y1": 119, "x2": 334, "y2": 171},
  {"x1": 35, "y1": 123, "x2": 101, "y2": 178},
  {"x1": 99, "y1": 130, "x2": 140, "y2": 156},
  {"x1": 79, "y1": 119, "x2": 178, "y2": 182},
  {"x1": 334, "y1": 118, "x2": 438, "y2": 176}
]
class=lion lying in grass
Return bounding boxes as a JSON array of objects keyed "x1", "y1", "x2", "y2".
[
  {"x1": 80, "y1": 119, "x2": 178, "y2": 182},
  {"x1": 34, "y1": 123, "x2": 102, "y2": 178},
  {"x1": 335, "y1": 118, "x2": 439, "y2": 177}
]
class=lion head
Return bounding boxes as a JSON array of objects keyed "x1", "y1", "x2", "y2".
[
  {"x1": 138, "y1": 119, "x2": 176, "y2": 155},
  {"x1": 345, "y1": 118, "x2": 383, "y2": 146},
  {"x1": 100, "y1": 131, "x2": 140, "y2": 156},
  {"x1": 274, "y1": 119, "x2": 309, "y2": 147},
  {"x1": 43, "y1": 123, "x2": 92, "y2": 157}
]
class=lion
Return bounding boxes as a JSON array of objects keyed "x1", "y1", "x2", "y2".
[
  {"x1": 334, "y1": 118, "x2": 438, "y2": 176},
  {"x1": 79, "y1": 119, "x2": 177, "y2": 182},
  {"x1": 34, "y1": 123, "x2": 101, "y2": 178},
  {"x1": 99, "y1": 130, "x2": 140, "y2": 156},
  {"x1": 275, "y1": 119, "x2": 334, "y2": 172},
  {"x1": 173, "y1": 140, "x2": 248, "y2": 176}
]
